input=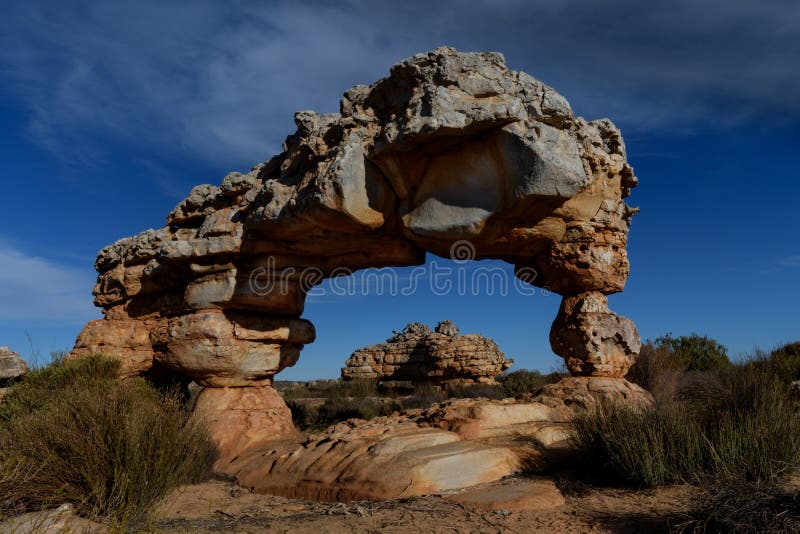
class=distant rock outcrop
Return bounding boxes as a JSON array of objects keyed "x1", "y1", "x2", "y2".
[
  {"x1": 0, "y1": 347, "x2": 27, "y2": 382},
  {"x1": 342, "y1": 321, "x2": 512, "y2": 388}
]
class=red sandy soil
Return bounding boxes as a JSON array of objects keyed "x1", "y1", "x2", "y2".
[{"x1": 152, "y1": 476, "x2": 700, "y2": 533}]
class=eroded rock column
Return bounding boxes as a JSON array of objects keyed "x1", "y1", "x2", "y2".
[{"x1": 550, "y1": 292, "x2": 640, "y2": 377}]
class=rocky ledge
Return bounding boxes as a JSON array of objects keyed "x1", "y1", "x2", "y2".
[{"x1": 219, "y1": 377, "x2": 652, "y2": 501}]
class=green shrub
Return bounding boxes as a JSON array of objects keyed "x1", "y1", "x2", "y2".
[
  {"x1": 766, "y1": 342, "x2": 800, "y2": 384},
  {"x1": 573, "y1": 362, "x2": 800, "y2": 489},
  {"x1": 572, "y1": 401, "x2": 705, "y2": 486},
  {"x1": 0, "y1": 354, "x2": 120, "y2": 421},
  {"x1": 709, "y1": 375, "x2": 800, "y2": 483},
  {"x1": 500, "y1": 369, "x2": 566, "y2": 398},
  {"x1": 399, "y1": 383, "x2": 447, "y2": 410},
  {"x1": 0, "y1": 355, "x2": 216, "y2": 524},
  {"x1": 280, "y1": 378, "x2": 380, "y2": 402},
  {"x1": 287, "y1": 396, "x2": 402, "y2": 431},
  {"x1": 654, "y1": 333, "x2": 731, "y2": 372},
  {"x1": 446, "y1": 383, "x2": 504, "y2": 399},
  {"x1": 625, "y1": 341, "x2": 683, "y2": 401}
]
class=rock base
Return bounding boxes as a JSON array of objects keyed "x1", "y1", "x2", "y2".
[
  {"x1": 214, "y1": 377, "x2": 651, "y2": 501},
  {"x1": 193, "y1": 385, "x2": 300, "y2": 469}
]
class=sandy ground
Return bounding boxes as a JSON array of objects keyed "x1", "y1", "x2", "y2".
[{"x1": 151, "y1": 476, "x2": 699, "y2": 533}]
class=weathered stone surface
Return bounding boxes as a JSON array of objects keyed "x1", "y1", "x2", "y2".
[
  {"x1": 414, "y1": 377, "x2": 651, "y2": 450},
  {"x1": 154, "y1": 310, "x2": 313, "y2": 387},
  {"x1": 341, "y1": 321, "x2": 512, "y2": 387},
  {"x1": 417, "y1": 397, "x2": 567, "y2": 447},
  {"x1": 193, "y1": 385, "x2": 300, "y2": 469},
  {"x1": 534, "y1": 376, "x2": 653, "y2": 418},
  {"x1": 224, "y1": 418, "x2": 519, "y2": 501},
  {"x1": 550, "y1": 292, "x2": 641, "y2": 377},
  {"x1": 70, "y1": 318, "x2": 157, "y2": 377},
  {"x1": 67, "y1": 46, "x2": 642, "y2": 474},
  {"x1": 0, "y1": 346, "x2": 27, "y2": 381}
]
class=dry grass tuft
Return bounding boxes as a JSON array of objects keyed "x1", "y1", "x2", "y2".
[{"x1": 0, "y1": 354, "x2": 217, "y2": 526}]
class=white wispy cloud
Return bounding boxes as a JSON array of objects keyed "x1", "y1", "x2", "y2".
[
  {"x1": 780, "y1": 255, "x2": 800, "y2": 267},
  {"x1": 0, "y1": 0, "x2": 798, "y2": 168},
  {"x1": 0, "y1": 239, "x2": 98, "y2": 322}
]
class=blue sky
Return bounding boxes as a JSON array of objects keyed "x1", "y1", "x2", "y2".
[{"x1": 0, "y1": 1, "x2": 798, "y2": 378}]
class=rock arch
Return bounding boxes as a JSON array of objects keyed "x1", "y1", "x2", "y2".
[{"x1": 69, "y1": 47, "x2": 641, "y2": 461}]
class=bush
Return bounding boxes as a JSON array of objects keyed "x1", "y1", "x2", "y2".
[
  {"x1": 287, "y1": 396, "x2": 402, "y2": 431},
  {"x1": 766, "y1": 342, "x2": 800, "y2": 384},
  {"x1": 0, "y1": 355, "x2": 216, "y2": 525},
  {"x1": 572, "y1": 401, "x2": 705, "y2": 486},
  {"x1": 399, "y1": 383, "x2": 447, "y2": 410},
  {"x1": 692, "y1": 478, "x2": 800, "y2": 533},
  {"x1": 625, "y1": 341, "x2": 683, "y2": 401},
  {"x1": 446, "y1": 383, "x2": 504, "y2": 399},
  {"x1": 500, "y1": 369, "x2": 566, "y2": 398},
  {"x1": 280, "y1": 378, "x2": 379, "y2": 402},
  {"x1": 573, "y1": 362, "x2": 800, "y2": 488},
  {"x1": 654, "y1": 333, "x2": 731, "y2": 372}
]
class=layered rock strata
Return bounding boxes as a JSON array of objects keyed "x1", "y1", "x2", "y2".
[
  {"x1": 69, "y1": 46, "x2": 642, "y2": 471},
  {"x1": 0, "y1": 346, "x2": 27, "y2": 384},
  {"x1": 342, "y1": 321, "x2": 512, "y2": 387},
  {"x1": 221, "y1": 377, "x2": 653, "y2": 501}
]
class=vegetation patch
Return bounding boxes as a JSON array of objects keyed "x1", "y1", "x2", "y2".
[
  {"x1": 576, "y1": 340, "x2": 800, "y2": 531},
  {"x1": 0, "y1": 354, "x2": 217, "y2": 526},
  {"x1": 281, "y1": 368, "x2": 566, "y2": 431}
]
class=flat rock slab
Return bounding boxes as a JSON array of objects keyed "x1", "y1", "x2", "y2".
[
  {"x1": 446, "y1": 478, "x2": 565, "y2": 511},
  {"x1": 219, "y1": 379, "x2": 649, "y2": 502},
  {"x1": 0, "y1": 504, "x2": 106, "y2": 533}
]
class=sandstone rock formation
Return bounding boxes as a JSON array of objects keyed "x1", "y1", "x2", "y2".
[
  {"x1": 341, "y1": 321, "x2": 512, "y2": 388},
  {"x1": 220, "y1": 377, "x2": 652, "y2": 501},
  {"x1": 0, "y1": 347, "x2": 27, "y2": 383},
  {"x1": 549, "y1": 293, "x2": 641, "y2": 377},
  {"x1": 68, "y1": 46, "x2": 642, "y2": 476}
]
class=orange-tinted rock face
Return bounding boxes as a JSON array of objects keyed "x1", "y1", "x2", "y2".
[
  {"x1": 550, "y1": 292, "x2": 641, "y2": 377},
  {"x1": 192, "y1": 386, "x2": 300, "y2": 469},
  {"x1": 68, "y1": 46, "x2": 641, "y2": 462}
]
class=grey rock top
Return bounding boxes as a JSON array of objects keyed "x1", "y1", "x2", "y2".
[{"x1": 0, "y1": 347, "x2": 27, "y2": 380}]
